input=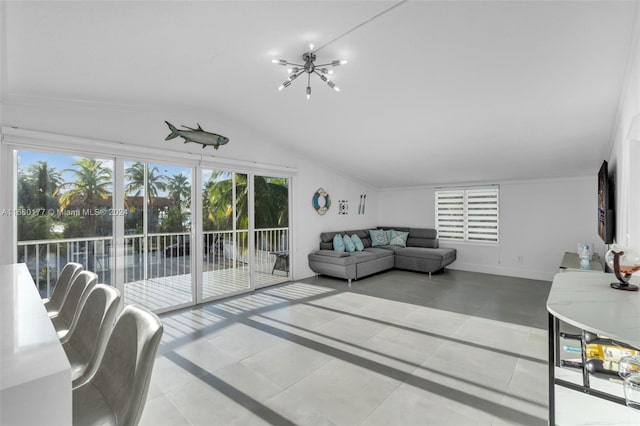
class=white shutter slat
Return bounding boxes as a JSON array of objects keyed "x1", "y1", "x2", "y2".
[{"x1": 437, "y1": 187, "x2": 499, "y2": 242}]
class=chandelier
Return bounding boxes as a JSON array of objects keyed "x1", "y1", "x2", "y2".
[{"x1": 272, "y1": 44, "x2": 347, "y2": 99}]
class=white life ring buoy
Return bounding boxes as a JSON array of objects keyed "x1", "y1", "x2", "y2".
[{"x1": 312, "y1": 188, "x2": 331, "y2": 215}]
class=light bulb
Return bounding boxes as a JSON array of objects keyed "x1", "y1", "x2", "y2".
[
  {"x1": 278, "y1": 80, "x2": 292, "y2": 91},
  {"x1": 306, "y1": 86, "x2": 311, "y2": 99},
  {"x1": 327, "y1": 80, "x2": 340, "y2": 92},
  {"x1": 309, "y1": 43, "x2": 314, "y2": 51},
  {"x1": 340, "y1": 60, "x2": 348, "y2": 65},
  {"x1": 272, "y1": 59, "x2": 287, "y2": 66}
]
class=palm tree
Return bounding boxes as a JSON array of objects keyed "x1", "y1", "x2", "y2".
[
  {"x1": 203, "y1": 172, "x2": 288, "y2": 230},
  {"x1": 58, "y1": 158, "x2": 112, "y2": 236},
  {"x1": 254, "y1": 176, "x2": 288, "y2": 228},
  {"x1": 203, "y1": 171, "x2": 248, "y2": 231},
  {"x1": 124, "y1": 162, "x2": 167, "y2": 199},
  {"x1": 30, "y1": 161, "x2": 63, "y2": 209},
  {"x1": 162, "y1": 173, "x2": 191, "y2": 232},
  {"x1": 16, "y1": 161, "x2": 62, "y2": 242},
  {"x1": 124, "y1": 162, "x2": 168, "y2": 233}
]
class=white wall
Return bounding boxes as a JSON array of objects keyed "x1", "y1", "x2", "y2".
[
  {"x1": 0, "y1": 99, "x2": 375, "y2": 279},
  {"x1": 292, "y1": 163, "x2": 377, "y2": 279},
  {"x1": 377, "y1": 176, "x2": 603, "y2": 281}
]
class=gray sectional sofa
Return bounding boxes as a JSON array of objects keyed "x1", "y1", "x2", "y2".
[{"x1": 308, "y1": 227, "x2": 456, "y2": 285}]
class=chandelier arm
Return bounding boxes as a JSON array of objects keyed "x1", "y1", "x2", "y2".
[
  {"x1": 288, "y1": 69, "x2": 305, "y2": 82},
  {"x1": 314, "y1": 62, "x2": 337, "y2": 68}
]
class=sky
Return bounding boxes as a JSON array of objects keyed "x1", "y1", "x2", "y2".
[{"x1": 18, "y1": 149, "x2": 195, "y2": 197}]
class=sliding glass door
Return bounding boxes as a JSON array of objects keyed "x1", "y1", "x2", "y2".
[
  {"x1": 122, "y1": 161, "x2": 193, "y2": 311},
  {"x1": 16, "y1": 150, "x2": 114, "y2": 297},
  {"x1": 200, "y1": 171, "x2": 290, "y2": 300},
  {"x1": 201, "y1": 170, "x2": 250, "y2": 300},
  {"x1": 253, "y1": 174, "x2": 290, "y2": 288},
  {"x1": 10, "y1": 140, "x2": 291, "y2": 313}
]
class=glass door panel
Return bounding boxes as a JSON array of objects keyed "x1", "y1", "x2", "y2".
[
  {"x1": 253, "y1": 175, "x2": 290, "y2": 288},
  {"x1": 201, "y1": 170, "x2": 250, "y2": 299},
  {"x1": 123, "y1": 161, "x2": 193, "y2": 311},
  {"x1": 16, "y1": 150, "x2": 114, "y2": 297}
]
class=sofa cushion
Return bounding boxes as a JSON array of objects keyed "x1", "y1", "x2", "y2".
[
  {"x1": 320, "y1": 241, "x2": 333, "y2": 250},
  {"x1": 343, "y1": 234, "x2": 356, "y2": 252},
  {"x1": 314, "y1": 250, "x2": 350, "y2": 258},
  {"x1": 320, "y1": 231, "x2": 338, "y2": 243},
  {"x1": 409, "y1": 228, "x2": 437, "y2": 239},
  {"x1": 389, "y1": 229, "x2": 409, "y2": 247},
  {"x1": 333, "y1": 234, "x2": 345, "y2": 252},
  {"x1": 406, "y1": 237, "x2": 438, "y2": 248},
  {"x1": 310, "y1": 250, "x2": 358, "y2": 266},
  {"x1": 369, "y1": 229, "x2": 389, "y2": 247},
  {"x1": 363, "y1": 247, "x2": 396, "y2": 259},
  {"x1": 350, "y1": 234, "x2": 364, "y2": 251},
  {"x1": 379, "y1": 226, "x2": 410, "y2": 233},
  {"x1": 344, "y1": 229, "x2": 372, "y2": 248},
  {"x1": 395, "y1": 246, "x2": 455, "y2": 261}
]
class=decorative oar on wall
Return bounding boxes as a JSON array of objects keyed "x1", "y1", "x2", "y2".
[{"x1": 165, "y1": 121, "x2": 229, "y2": 150}]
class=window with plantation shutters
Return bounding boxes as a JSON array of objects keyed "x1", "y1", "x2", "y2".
[{"x1": 435, "y1": 187, "x2": 499, "y2": 242}]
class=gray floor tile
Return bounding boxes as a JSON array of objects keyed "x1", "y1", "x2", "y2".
[
  {"x1": 139, "y1": 393, "x2": 191, "y2": 426},
  {"x1": 361, "y1": 382, "x2": 495, "y2": 426},
  {"x1": 241, "y1": 341, "x2": 333, "y2": 389},
  {"x1": 269, "y1": 358, "x2": 401, "y2": 425},
  {"x1": 205, "y1": 322, "x2": 284, "y2": 360},
  {"x1": 146, "y1": 269, "x2": 552, "y2": 426}
]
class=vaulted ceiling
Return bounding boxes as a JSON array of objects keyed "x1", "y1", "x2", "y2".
[{"x1": 2, "y1": 1, "x2": 638, "y2": 188}]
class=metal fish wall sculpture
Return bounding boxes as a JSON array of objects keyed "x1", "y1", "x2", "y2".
[{"x1": 165, "y1": 121, "x2": 229, "y2": 150}]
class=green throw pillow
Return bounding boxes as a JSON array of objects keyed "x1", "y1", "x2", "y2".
[
  {"x1": 389, "y1": 229, "x2": 409, "y2": 247},
  {"x1": 343, "y1": 234, "x2": 356, "y2": 252},
  {"x1": 351, "y1": 234, "x2": 364, "y2": 251},
  {"x1": 369, "y1": 229, "x2": 389, "y2": 247},
  {"x1": 333, "y1": 234, "x2": 345, "y2": 252}
]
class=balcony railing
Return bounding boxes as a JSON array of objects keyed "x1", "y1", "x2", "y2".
[
  {"x1": 17, "y1": 227, "x2": 289, "y2": 299},
  {"x1": 17, "y1": 236, "x2": 113, "y2": 298}
]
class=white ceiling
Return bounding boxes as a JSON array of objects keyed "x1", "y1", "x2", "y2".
[{"x1": 2, "y1": 0, "x2": 638, "y2": 188}]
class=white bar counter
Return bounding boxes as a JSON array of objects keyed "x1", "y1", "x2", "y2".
[
  {"x1": 547, "y1": 271, "x2": 640, "y2": 348},
  {"x1": 1, "y1": 263, "x2": 71, "y2": 425},
  {"x1": 547, "y1": 271, "x2": 640, "y2": 425}
]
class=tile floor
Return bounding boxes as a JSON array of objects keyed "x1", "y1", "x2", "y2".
[{"x1": 140, "y1": 269, "x2": 552, "y2": 426}]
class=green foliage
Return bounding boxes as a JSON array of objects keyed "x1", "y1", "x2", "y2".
[
  {"x1": 17, "y1": 161, "x2": 62, "y2": 241},
  {"x1": 59, "y1": 158, "x2": 113, "y2": 237},
  {"x1": 17, "y1": 209, "x2": 53, "y2": 241},
  {"x1": 202, "y1": 172, "x2": 288, "y2": 231},
  {"x1": 62, "y1": 215, "x2": 85, "y2": 238}
]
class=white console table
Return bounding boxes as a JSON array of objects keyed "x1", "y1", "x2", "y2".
[
  {"x1": 547, "y1": 271, "x2": 640, "y2": 425},
  {"x1": 0, "y1": 263, "x2": 72, "y2": 425},
  {"x1": 558, "y1": 251, "x2": 603, "y2": 273}
]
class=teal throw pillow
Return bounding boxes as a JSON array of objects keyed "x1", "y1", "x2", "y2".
[
  {"x1": 389, "y1": 229, "x2": 409, "y2": 247},
  {"x1": 369, "y1": 229, "x2": 389, "y2": 247},
  {"x1": 343, "y1": 234, "x2": 356, "y2": 252},
  {"x1": 333, "y1": 234, "x2": 345, "y2": 252},
  {"x1": 351, "y1": 234, "x2": 364, "y2": 251}
]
